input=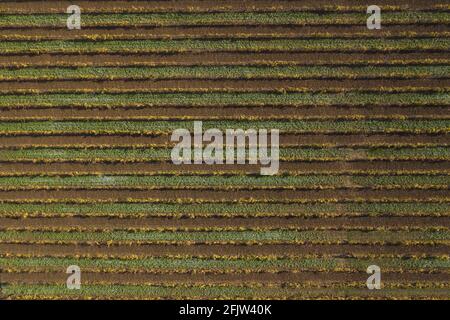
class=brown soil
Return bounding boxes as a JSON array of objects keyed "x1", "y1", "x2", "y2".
[
  {"x1": 0, "y1": 79, "x2": 447, "y2": 93},
  {"x1": 2, "y1": 25, "x2": 449, "y2": 40},
  {"x1": 1, "y1": 134, "x2": 448, "y2": 148},
  {"x1": 0, "y1": 0, "x2": 447, "y2": 14},
  {"x1": 0, "y1": 243, "x2": 447, "y2": 257},
  {"x1": 1, "y1": 52, "x2": 448, "y2": 67},
  {"x1": 0, "y1": 160, "x2": 448, "y2": 175},
  {"x1": 1, "y1": 216, "x2": 448, "y2": 230},
  {"x1": 1, "y1": 106, "x2": 449, "y2": 120},
  {"x1": 0, "y1": 189, "x2": 447, "y2": 201},
  {"x1": 2, "y1": 271, "x2": 448, "y2": 285}
]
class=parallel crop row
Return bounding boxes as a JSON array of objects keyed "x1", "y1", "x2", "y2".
[
  {"x1": 1, "y1": 66, "x2": 449, "y2": 80},
  {"x1": 1, "y1": 230, "x2": 449, "y2": 244},
  {"x1": 1, "y1": 12, "x2": 449, "y2": 28},
  {"x1": 1, "y1": 39, "x2": 449, "y2": 54},
  {"x1": 0, "y1": 202, "x2": 447, "y2": 218},
  {"x1": 0, "y1": 147, "x2": 448, "y2": 162},
  {"x1": 2, "y1": 256, "x2": 449, "y2": 273},
  {"x1": 1, "y1": 93, "x2": 448, "y2": 108},
  {"x1": 0, "y1": 174, "x2": 446, "y2": 189},
  {"x1": 0, "y1": 120, "x2": 449, "y2": 134},
  {"x1": 3, "y1": 284, "x2": 450, "y2": 299},
  {"x1": 0, "y1": 1, "x2": 448, "y2": 14}
]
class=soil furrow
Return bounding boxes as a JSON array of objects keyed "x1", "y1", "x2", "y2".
[
  {"x1": 2, "y1": 271, "x2": 448, "y2": 285},
  {"x1": 0, "y1": 79, "x2": 447, "y2": 93},
  {"x1": 0, "y1": 243, "x2": 447, "y2": 257},
  {"x1": 0, "y1": 189, "x2": 447, "y2": 201},
  {"x1": 0, "y1": 161, "x2": 447, "y2": 175},
  {"x1": 1, "y1": 133, "x2": 448, "y2": 148},
  {"x1": 1, "y1": 0, "x2": 448, "y2": 13},
  {"x1": 1, "y1": 52, "x2": 448, "y2": 67},
  {"x1": 1, "y1": 106, "x2": 448, "y2": 120},
  {"x1": 0, "y1": 216, "x2": 448, "y2": 230},
  {"x1": 2, "y1": 25, "x2": 450, "y2": 40}
]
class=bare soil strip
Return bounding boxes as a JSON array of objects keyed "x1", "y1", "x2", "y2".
[
  {"x1": 1, "y1": 216, "x2": 448, "y2": 230},
  {"x1": 2, "y1": 25, "x2": 449, "y2": 40},
  {"x1": 1, "y1": 52, "x2": 448, "y2": 67},
  {"x1": 1, "y1": 106, "x2": 448, "y2": 120},
  {"x1": 0, "y1": 79, "x2": 447, "y2": 93},
  {"x1": 1, "y1": 161, "x2": 448, "y2": 175},
  {"x1": 1, "y1": 134, "x2": 447, "y2": 148},
  {"x1": 1, "y1": 0, "x2": 447, "y2": 13},
  {"x1": 0, "y1": 189, "x2": 446, "y2": 201},
  {"x1": 1, "y1": 243, "x2": 447, "y2": 257},
  {"x1": 2, "y1": 271, "x2": 448, "y2": 285}
]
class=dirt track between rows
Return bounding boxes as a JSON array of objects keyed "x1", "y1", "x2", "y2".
[
  {"x1": 3, "y1": 271, "x2": 448, "y2": 285},
  {"x1": 1, "y1": 106, "x2": 448, "y2": 120},
  {"x1": 2, "y1": 52, "x2": 449, "y2": 67},
  {"x1": 0, "y1": 189, "x2": 447, "y2": 201},
  {"x1": 1, "y1": 79, "x2": 447, "y2": 93},
  {"x1": 1, "y1": 0, "x2": 448, "y2": 13},
  {"x1": 2, "y1": 25, "x2": 449, "y2": 40},
  {"x1": 1, "y1": 216, "x2": 448, "y2": 230},
  {"x1": 1, "y1": 134, "x2": 448, "y2": 147},
  {"x1": 1, "y1": 160, "x2": 448, "y2": 175},
  {"x1": 1, "y1": 243, "x2": 448, "y2": 257}
]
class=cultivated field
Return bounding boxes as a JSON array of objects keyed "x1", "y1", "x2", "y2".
[{"x1": 0, "y1": 0, "x2": 449, "y2": 300}]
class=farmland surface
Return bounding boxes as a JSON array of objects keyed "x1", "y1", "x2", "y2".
[{"x1": 0, "y1": 0, "x2": 449, "y2": 300}]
